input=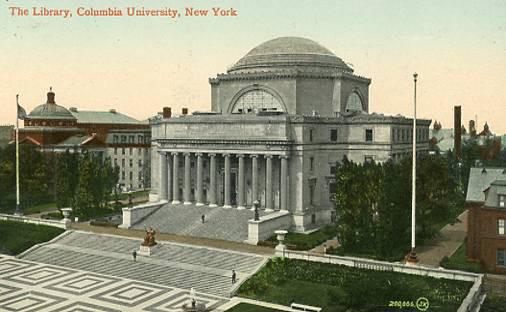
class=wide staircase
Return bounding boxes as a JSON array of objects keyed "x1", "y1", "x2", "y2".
[
  {"x1": 20, "y1": 231, "x2": 267, "y2": 298},
  {"x1": 131, "y1": 203, "x2": 269, "y2": 242}
]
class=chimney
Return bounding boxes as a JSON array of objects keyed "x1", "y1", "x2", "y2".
[
  {"x1": 47, "y1": 87, "x2": 55, "y2": 104},
  {"x1": 163, "y1": 107, "x2": 171, "y2": 118},
  {"x1": 182, "y1": 108, "x2": 188, "y2": 115},
  {"x1": 454, "y1": 106, "x2": 462, "y2": 160}
]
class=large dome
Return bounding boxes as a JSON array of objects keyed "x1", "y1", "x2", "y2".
[
  {"x1": 28, "y1": 89, "x2": 76, "y2": 120},
  {"x1": 228, "y1": 37, "x2": 352, "y2": 73}
]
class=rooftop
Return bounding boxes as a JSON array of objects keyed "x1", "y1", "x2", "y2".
[{"x1": 466, "y1": 167, "x2": 506, "y2": 202}]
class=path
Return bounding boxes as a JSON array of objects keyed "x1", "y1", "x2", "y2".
[{"x1": 416, "y1": 210, "x2": 468, "y2": 267}]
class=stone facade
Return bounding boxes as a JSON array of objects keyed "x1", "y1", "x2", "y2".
[{"x1": 149, "y1": 37, "x2": 431, "y2": 232}]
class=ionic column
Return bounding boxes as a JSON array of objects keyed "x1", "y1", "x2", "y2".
[
  {"x1": 223, "y1": 154, "x2": 232, "y2": 208},
  {"x1": 159, "y1": 152, "x2": 168, "y2": 201},
  {"x1": 265, "y1": 155, "x2": 273, "y2": 212},
  {"x1": 280, "y1": 155, "x2": 289, "y2": 211},
  {"x1": 183, "y1": 153, "x2": 191, "y2": 205},
  {"x1": 196, "y1": 153, "x2": 204, "y2": 206},
  {"x1": 237, "y1": 155, "x2": 245, "y2": 209},
  {"x1": 172, "y1": 152, "x2": 180, "y2": 204},
  {"x1": 167, "y1": 154, "x2": 173, "y2": 202},
  {"x1": 209, "y1": 154, "x2": 217, "y2": 207},
  {"x1": 250, "y1": 155, "x2": 258, "y2": 210}
]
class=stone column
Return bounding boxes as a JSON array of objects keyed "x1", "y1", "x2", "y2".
[
  {"x1": 184, "y1": 153, "x2": 191, "y2": 205},
  {"x1": 237, "y1": 155, "x2": 245, "y2": 209},
  {"x1": 172, "y1": 152, "x2": 180, "y2": 204},
  {"x1": 159, "y1": 152, "x2": 168, "y2": 201},
  {"x1": 280, "y1": 155, "x2": 289, "y2": 211},
  {"x1": 265, "y1": 155, "x2": 273, "y2": 212},
  {"x1": 223, "y1": 154, "x2": 232, "y2": 208},
  {"x1": 209, "y1": 154, "x2": 217, "y2": 207},
  {"x1": 167, "y1": 154, "x2": 173, "y2": 202},
  {"x1": 250, "y1": 155, "x2": 258, "y2": 210},
  {"x1": 196, "y1": 153, "x2": 204, "y2": 206}
]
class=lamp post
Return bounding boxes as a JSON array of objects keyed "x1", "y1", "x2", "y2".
[
  {"x1": 253, "y1": 200, "x2": 260, "y2": 221},
  {"x1": 406, "y1": 73, "x2": 419, "y2": 265}
]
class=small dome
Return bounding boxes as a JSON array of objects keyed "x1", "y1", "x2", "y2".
[
  {"x1": 28, "y1": 88, "x2": 76, "y2": 120},
  {"x1": 229, "y1": 37, "x2": 352, "y2": 73}
]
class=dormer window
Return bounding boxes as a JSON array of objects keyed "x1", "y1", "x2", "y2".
[{"x1": 499, "y1": 195, "x2": 505, "y2": 208}]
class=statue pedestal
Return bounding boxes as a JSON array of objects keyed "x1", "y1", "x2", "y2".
[{"x1": 138, "y1": 244, "x2": 158, "y2": 256}]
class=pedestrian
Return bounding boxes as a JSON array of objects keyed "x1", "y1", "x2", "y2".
[
  {"x1": 201, "y1": 214, "x2": 205, "y2": 223},
  {"x1": 191, "y1": 298, "x2": 196, "y2": 308},
  {"x1": 231, "y1": 269, "x2": 236, "y2": 284},
  {"x1": 132, "y1": 250, "x2": 137, "y2": 262},
  {"x1": 323, "y1": 243, "x2": 327, "y2": 254}
]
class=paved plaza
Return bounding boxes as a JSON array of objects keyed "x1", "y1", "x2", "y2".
[
  {"x1": 0, "y1": 231, "x2": 268, "y2": 311},
  {"x1": 131, "y1": 204, "x2": 270, "y2": 242}
]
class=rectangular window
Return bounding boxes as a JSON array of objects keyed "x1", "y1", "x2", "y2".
[
  {"x1": 330, "y1": 164, "x2": 337, "y2": 175},
  {"x1": 499, "y1": 219, "x2": 505, "y2": 235},
  {"x1": 122, "y1": 159, "x2": 125, "y2": 167},
  {"x1": 330, "y1": 129, "x2": 338, "y2": 142},
  {"x1": 129, "y1": 135, "x2": 135, "y2": 143},
  {"x1": 364, "y1": 156, "x2": 374, "y2": 163},
  {"x1": 129, "y1": 159, "x2": 133, "y2": 168},
  {"x1": 309, "y1": 129, "x2": 314, "y2": 142},
  {"x1": 121, "y1": 135, "x2": 126, "y2": 143},
  {"x1": 113, "y1": 135, "x2": 118, "y2": 144},
  {"x1": 121, "y1": 171, "x2": 125, "y2": 180},
  {"x1": 499, "y1": 195, "x2": 505, "y2": 208},
  {"x1": 114, "y1": 147, "x2": 117, "y2": 155},
  {"x1": 129, "y1": 148, "x2": 133, "y2": 155},
  {"x1": 365, "y1": 129, "x2": 373, "y2": 142},
  {"x1": 498, "y1": 249, "x2": 506, "y2": 267},
  {"x1": 329, "y1": 182, "x2": 337, "y2": 201},
  {"x1": 138, "y1": 135, "x2": 143, "y2": 143},
  {"x1": 310, "y1": 157, "x2": 314, "y2": 171},
  {"x1": 138, "y1": 159, "x2": 142, "y2": 167},
  {"x1": 309, "y1": 184, "x2": 315, "y2": 205},
  {"x1": 122, "y1": 148, "x2": 125, "y2": 155},
  {"x1": 129, "y1": 171, "x2": 133, "y2": 181}
]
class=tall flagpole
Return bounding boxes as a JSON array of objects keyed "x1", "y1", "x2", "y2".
[
  {"x1": 15, "y1": 95, "x2": 21, "y2": 215},
  {"x1": 406, "y1": 73, "x2": 419, "y2": 264}
]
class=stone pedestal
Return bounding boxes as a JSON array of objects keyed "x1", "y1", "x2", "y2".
[
  {"x1": 275, "y1": 229, "x2": 288, "y2": 254},
  {"x1": 405, "y1": 249, "x2": 419, "y2": 266},
  {"x1": 138, "y1": 244, "x2": 159, "y2": 256},
  {"x1": 61, "y1": 207, "x2": 72, "y2": 230}
]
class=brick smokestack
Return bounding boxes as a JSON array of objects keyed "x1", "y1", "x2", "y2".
[
  {"x1": 163, "y1": 107, "x2": 171, "y2": 118},
  {"x1": 182, "y1": 108, "x2": 188, "y2": 115},
  {"x1": 454, "y1": 105, "x2": 462, "y2": 160}
]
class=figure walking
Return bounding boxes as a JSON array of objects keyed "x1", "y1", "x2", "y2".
[
  {"x1": 231, "y1": 269, "x2": 236, "y2": 284},
  {"x1": 132, "y1": 250, "x2": 137, "y2": 262},
  {"x1": 201, "y1": 214, "x2": 205, "y2": 223}
]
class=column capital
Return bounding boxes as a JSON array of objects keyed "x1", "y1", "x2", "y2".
[
  {"x1": 250, "y1": 154, "x2": 259, "y2": 159},
  {"x1": 223, "y1": 153, "x2": 231, "y2": 158},
  {"x1": 171, "y1": 151, "x2": 179, "y2": 156},
  {"x1": 195, "y1": 152, "x2": 203, "y2": 157},
  {"x1": 265, "y1": 155, "x2": 273, "y2": 159},
  {"x1": 279, "y1": 155, "x2": 289, "y2": 160},
  {"x1": 208, "y1": 153, "x2": 217, "y2": 157},
  {"x1": 158, "y1": 151, "x2": 167, "y2": 155},
  {"x1": 236, "y1": 154, "x2": 245, "y2": 159},
  {"x1": 183, "y1": 152, "x2": 191, "y2": 157}
]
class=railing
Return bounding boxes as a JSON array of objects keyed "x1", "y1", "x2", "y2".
[{"x1": 0, "y1": 213, "x2": 66, "y2": 229}]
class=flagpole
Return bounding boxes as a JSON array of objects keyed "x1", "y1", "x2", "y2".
[{"x1": 15, "y1": 95, "x2": 21, "y2": 215}]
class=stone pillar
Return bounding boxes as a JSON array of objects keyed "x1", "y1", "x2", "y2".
[
  {"x1": 196, "y1": 153, "x2": 204, "y2": 206},
  {"x1": 224, "y1": 154, "x2": 232, "y2": 208},
  {"x1": 265, "y1": 155, "x2": 273, "y2": 212},
  {"x1": 251, "y1": 155, "x2": 258, "y2": 210},
  {"x1": 237, "y1": 155, "x2": 245, "y2": 209},
  {"x1": 184, "y1": 153, "x2": 191, "y2": 205},
  {"x1": 172, "y1": 152, "x2": 180, "y2": 204},
  {"x1": 167, "y1": 154, "x2": 173, "y2": 202},
  {"x1": 209, "y1": 154, "x2": 217, "y2": 207},
  {"x1": 159, "y1": 152, "x2": 168, "y2": 201},
  {"x1": 280, "y1": 156, "x2": 289, "y2": 211}
]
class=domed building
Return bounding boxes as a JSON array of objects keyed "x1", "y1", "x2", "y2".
[{"x1": 126, "y1": 37, "x2": 431, "y2": 242}]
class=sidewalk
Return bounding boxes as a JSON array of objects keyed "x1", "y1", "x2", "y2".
[{"x1": 416, "y1": 210, "x2": 468, "y2": 267}]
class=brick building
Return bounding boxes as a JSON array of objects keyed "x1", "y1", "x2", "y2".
[{"x1": 466, "y1": 167, "x2": 506, "y2": 273}]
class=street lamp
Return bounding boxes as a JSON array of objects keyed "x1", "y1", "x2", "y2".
[{"x1": 253, "y1": 200, "x2": 260, "y2": 221}]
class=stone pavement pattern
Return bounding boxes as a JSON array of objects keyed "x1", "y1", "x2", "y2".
[
  {"x1": 19, "y1": 231, "x2": 267, "y2": 299},
  {"x1": 0, "y1": 255, "x2": 226, "y2": 312},
  {"x1": 131, "y1": 204, "x2": 270, "y2": 242},
  {"x1": 416, "y1": 210, "x2": 468, "y2": 266}
]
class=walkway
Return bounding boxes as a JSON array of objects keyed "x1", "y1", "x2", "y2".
[
  {"x1": 131, "y1": 203, "x2": 270, "y2": 243},
  {"x1": 416, "y1": 210, "x2": 468, "y2": 267}
]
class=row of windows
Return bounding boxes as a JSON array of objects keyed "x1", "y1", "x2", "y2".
[
  {"x1": 393, "y1": 128, "x2": 429, "y2": 143},
  {"x1": 114, "y1": 147, "x2": 146, "y2": 156},
  {"x1": 120, "y1": 170, "x2": 144, "y2": 181},
  {"x1": 112, "y1": 135, "x2": 150, "y2": 144},
  {"x1": 309, "y1": 128, "x2": 374, "y2": 143},
  {"x1": 114, "y1": 158, "x2": 144, "y2": 168}
]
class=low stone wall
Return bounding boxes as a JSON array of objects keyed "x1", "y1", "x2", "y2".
[
  {"x1": 119, "y1": 200, "x2": 168, "y2": 229},
  {"x1": 246, "y1": 211, "x2": 291, "y2": 245},
  {"x1": 276, "y1": 249, "x2": 484, "y2": 311},
  {"x1": 0, "y1": 213, "x2": 67, "y2": 229}
]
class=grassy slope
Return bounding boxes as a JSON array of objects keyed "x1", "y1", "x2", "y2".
[{"x1": 0, "y1": 220, "x2": 64, "y2": 255}]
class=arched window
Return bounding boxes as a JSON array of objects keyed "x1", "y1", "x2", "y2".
[
  {"x1": 345, "y1": 92, "x2": 363, "y2": 112},
  {"x1": 232, "y1": 90, "x2": 284, "y2": 114}
]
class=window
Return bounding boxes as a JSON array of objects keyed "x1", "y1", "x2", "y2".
[
  {"x1": 121, "y1": 171, "x2": 125, "y2": 180},
  {"x1": 330, "y1": 129, "x2": 338, "y2": 142},
  {"x1": 345, "y1": 92, "x2": 363, "y2": 112},
  {"x1": 129, "y1": 159, "x2": 133, "y2": 168},
  {"x1": 364, "y1": 156, "x2": 374, "y2": 163},
  {"x1": 311, "y1": 213, "x2": 316, "y2": 224},
  {"x1": 114, "y1": 147, "x2": 117, "y2": 155},
  {"x1": 499, "y1": 195, "x2": 505, "y2": 208},
  {"x1": 129, "y1": 172, "x2": 133, "y2": 181},
  {"x1": 310, "y1": 157, "x2": 314, "y2": 171},
  {"x1": 138, "y1": 159, "x2": 142, "y2": 167},
  {"x1": 330, "y1": 164, "x2": 337, "y2": 175},
  {"x1": 309, "y1": 184, "x2": 315, "y2": 205},
  {"x1": 122, "y1": 148, "x2": 125, "y2": 155},
  {"x1": 113, "y1": 135, "x2": 118, "y2": 144},
  {"x1": 499, "y1": 219, "x2": 505, "y2": 235},
  {"x1": 122, "y1": 159, "x2": 125, "y2": 167},
  {"x1": 121, "y1": 136, "x2": 126, "y2": 143},
  {"x1": 498, "y1": 249, "x2": 506, "y2": 267},
  {"x1": 129, "y1": 135, "x2": 135, "y2": 143},
  {"x1": 138, "y1": 135, "x2": 143, "y2": 143},
  {"x1": 365, "y1": 129, "x2": 373, "y2": 142},
  {"x1": 129, "y1": 148, "x2": 133, "y2": 155},
  {"x1": 138, "y1": 148, "x2": 142, "y2": 155},
  {"x1": 232, "y1": 90, "x2": 284, "y2": 113},
  {"x1": 329, "y1": 182, "x2": 337, "y2": 201},
  {"x1": 309, "y1": 129, "x2": 314, "y2": 142}
]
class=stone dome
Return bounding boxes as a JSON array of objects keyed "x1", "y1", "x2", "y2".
[
  {"x1": 28, "y1": 88, "x2": 76, "y2": 120},
  {"x1": 228, "y1": 37, "x2": 352, "y2": 73}
]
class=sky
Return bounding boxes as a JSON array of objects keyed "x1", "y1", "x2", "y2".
[{"x1": 1, "y1": 0, "x2": 505, "y2": 133}]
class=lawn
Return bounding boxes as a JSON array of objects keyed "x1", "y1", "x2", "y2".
[
  {"x1": 23, "y1": 202, "x2": 57, "y2": 215},
  {"x1": 226, "y1": 303, "x2": 282, "y2": 312},
  {"x1": 265, "y1": 224, "x2": 338, "y2": 250},
  {"x1": 237, "y1": 258, "x2": 472, "y2": 312},
  {"x1": 0, "y1": 220, "x2": 64, "y2": 255},
  {"x1": 439, "y1": 240, "x2": 483, "y2": 273},
  {"x1": 481, "y1": 295, "x2": 506, "y2": 312}
]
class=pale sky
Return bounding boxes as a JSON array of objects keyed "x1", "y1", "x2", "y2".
[{"x1": 1, "y1": 0, "x2": 505, "y2": 133}]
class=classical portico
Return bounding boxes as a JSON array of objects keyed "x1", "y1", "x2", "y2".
[{"x1": 157, "y1": 150, "x2": 289, "y2": 211}]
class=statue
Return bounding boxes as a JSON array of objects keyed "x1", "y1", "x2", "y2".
[{"x1": 142, "y1": 227, "x2": 157, "y2": 247}]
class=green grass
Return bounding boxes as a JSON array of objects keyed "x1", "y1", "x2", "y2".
[
  {"x1": 238, "y1": 258, "x2": 472, "y2": 312},
  {"x1": 23, "y1": 202, "x2": 57, "y2": 215},
  {"x1": 0, "y1": 220, "x2": 64, "y2": 255},
  {"x1": 440, "y1": 241, "x2": 483, "y2": 273},
  {"x1": 226, "y1": 303, "x2": 283, "y2": 312},
  {"x1": 481, "y1": 295, "x2": 506, "y2": 312},
  {"x1": 266, "y1": 225, "x2": 338, "y2": 250}
]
